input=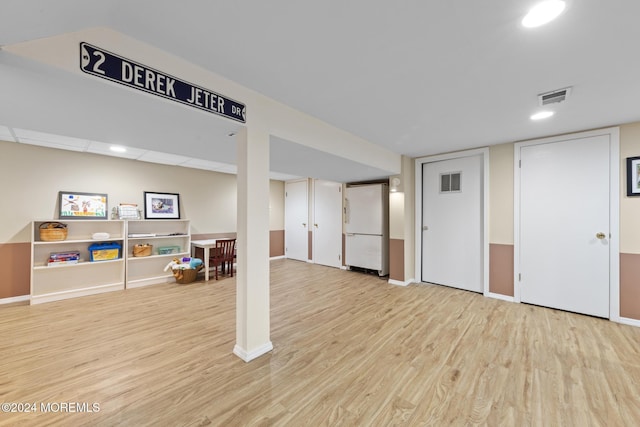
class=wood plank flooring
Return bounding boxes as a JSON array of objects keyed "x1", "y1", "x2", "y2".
[{"x1": 1, "y1": 259, "x2": 639, "y2": 426}]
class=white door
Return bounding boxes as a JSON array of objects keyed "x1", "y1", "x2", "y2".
[
  {"x1": 313, "y1": 180, "x2": 343, "y2": 268},
  {"x1": 285, "y1": 180, "x2": 308, "y2": 262},
  {"x1": 518, "y1": 135, "x2": 610, "y2": 317},
  {"x1": 422, "y1": 155, "x2": 483, "y2": 292}
]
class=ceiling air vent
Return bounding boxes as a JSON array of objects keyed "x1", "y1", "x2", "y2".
[{"x1": 538, "y1": 87, "x2": 572, "y2": 106}]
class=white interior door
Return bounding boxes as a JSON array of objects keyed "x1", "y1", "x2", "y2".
[
  {"x1": 285, "y1": 180, "x2": 308, "y2": 262},
  {"x1": 313, "y1": 179, "x2": 343, "y2": 268},
  {"x1": 422, "y1": 155, "x2": 483, "y2": 292},
  {"x1": 518, "y1": 135, "x2": 610, "y2": 317}
]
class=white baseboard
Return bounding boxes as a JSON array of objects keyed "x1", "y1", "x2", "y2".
[
  {"x1": 617, "y1": 317, "x2": 640, "y2": 328},
  {"x1": 486, "y1": 292, "x2": 515, "y2": 303},
  {"x1": 31, "y1": 283, "x2": 124, "y2": 305},
  {"x1": 269, "y1": 255, "x2": 285, "y2": 260},
  {"x1": 0, "y1": 295, "x2": 30, "y2": 305},
  {"x1": 126, "y1": 276, "x2": 173, "y2": 289},
  {"x1": 233, "y1": 341, "x2": 274, "y2": 362},
  {"x1": 388, "y1": 278, "x2": 415, "y2": 287}
]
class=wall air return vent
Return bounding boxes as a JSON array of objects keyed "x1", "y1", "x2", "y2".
[{"x1": 538, "y1": 87, "x2": 572, "y2": 106}]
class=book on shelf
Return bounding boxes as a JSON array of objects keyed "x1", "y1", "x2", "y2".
[
  {"x1": 48, "y1": 250, "x2": 80, "y2": 266},
  {"x1": 49, "y1": 251, "x2": 80, "y2": 260}
]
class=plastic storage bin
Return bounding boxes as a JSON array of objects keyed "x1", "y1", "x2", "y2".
[
  {"x1": 88, "y1": 242, "x2": 122, "y2": 262},
  {"x1": 158, "y1": 246, "x2": 181, "y2": 255}
]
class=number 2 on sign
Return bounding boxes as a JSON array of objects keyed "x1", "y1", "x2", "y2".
[{"x1": 81, "y1": 44, "x2": 105, "y2": 75}]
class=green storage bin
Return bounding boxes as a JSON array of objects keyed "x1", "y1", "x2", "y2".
[{"x1": 158, "y1": 246, "x2": 180, "y2": 255}]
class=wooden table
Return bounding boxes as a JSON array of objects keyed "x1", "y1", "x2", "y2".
[{"x1": 191, "y1": 239, "x2": 216, "y2": 281}]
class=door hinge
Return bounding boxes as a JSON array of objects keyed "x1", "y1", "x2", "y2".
[
  {"x1": 285, "y1": 192, "x2": 287, "y2": 197},
  {"x1": 518, "y1": 273, "x2": 521, "y2": 281},
  {"x1": 519, "y1": 160, "x2": 521, "y2": 168}
]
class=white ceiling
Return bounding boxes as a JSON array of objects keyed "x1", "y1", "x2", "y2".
[{"x1": 2, "y1": 0, "x2": 640, "y2": 181}]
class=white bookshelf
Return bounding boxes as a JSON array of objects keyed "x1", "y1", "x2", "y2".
[
  {"x1": 31, "y1": 220, "x2": 125, "y2": 304},
  {"x1": 125, "y1": 219, "x2": 191, "y2": 288}
]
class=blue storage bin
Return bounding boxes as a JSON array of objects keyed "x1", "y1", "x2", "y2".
[{"x1": 88, "y1": 242, "x2": 122, "y2": 262}]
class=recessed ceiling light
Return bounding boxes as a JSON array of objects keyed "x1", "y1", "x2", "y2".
[
  {"x1": 530, "y1": 111, "x2": 555, "y2": 120},
  {"x1": 522, "y1": 0, "x2": 566, "y2": 28},
  {"x1": 110, "y1": 145, "x2": 127, "y2": 153}
]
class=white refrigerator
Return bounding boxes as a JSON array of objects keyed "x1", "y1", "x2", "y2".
[{"x1": 344, "y1": 183, "x2": 389, "y2": 276}]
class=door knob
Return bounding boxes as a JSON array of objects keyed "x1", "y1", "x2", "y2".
[
  {"x1": 302, "y1": 223, "x2": 306, "y2": 227},
  {"x1": 314, "y1": 223, "x2": 319, "y2": 228},
  {"x1": 596, "y1": 232, "x2": 606, "y2": 239}
]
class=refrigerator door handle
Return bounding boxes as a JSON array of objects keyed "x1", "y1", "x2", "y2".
[{"x1": 344, "y1": 198, "x2": 350, "y2": 224}]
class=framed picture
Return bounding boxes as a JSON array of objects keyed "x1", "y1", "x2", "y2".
[
  {"x1": 627, "y1": 156, "x2": 640, "y2": 197},
  {"x1": 59, "y1": 191, "x2": 108, "y2": 219},
  {"x1": 144, "y1": 192, "x2": 181, "y2": 219}
]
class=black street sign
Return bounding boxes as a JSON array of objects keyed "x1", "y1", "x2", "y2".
[{"x1": 80, "y1": 42, "x2": 246, "y2": 123}]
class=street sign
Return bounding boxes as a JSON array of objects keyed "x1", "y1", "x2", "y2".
[{"x1": 80, "y1": 42, "x2": 246, "y2": 123}]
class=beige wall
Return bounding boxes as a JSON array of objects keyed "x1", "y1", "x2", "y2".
[
  {"x1": 489, "y1": 143, "x2": 514, "y2": 244},
  {"x1": 388, "y1": 156, "x2": 415, "y2": 242},
  {"x1": 620, "y1": 122, "x2": 640, "y2": 254},
  {"x1": 0, "y1": 139, "x2": 284, "y2": 244},
  {"x1": 402, "y1": 156, "x2": 415, "y2": 281},
  {"x1": 269, "y1": 180, "x2": 285, "y2": 231},
  {"x1": 387, "y1": 155, "x2": 415, "y2": 282},
  {"x1": 389, "y1": 191, "x2": 404, "y2": 239}
]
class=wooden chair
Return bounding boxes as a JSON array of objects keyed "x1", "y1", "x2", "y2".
[{"x1": 209, "y1": 238, "x2": 236, "y2": 280}]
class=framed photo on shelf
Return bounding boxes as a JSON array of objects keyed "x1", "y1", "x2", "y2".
[
  {"x1": 58, "y1": 191, "x2": 108, "y2": 219},
  {"x1": 144, "y1": 191, "x2": 181, "y2": 219},
  {"x1": 627, "y1": 156, "x2": 640, "y2": 197}
]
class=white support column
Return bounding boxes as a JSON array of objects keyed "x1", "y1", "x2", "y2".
[{"x1": 233, "y1": 127, "x2": 273, "y2": 362}]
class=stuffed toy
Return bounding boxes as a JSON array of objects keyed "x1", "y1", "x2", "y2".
[
  {"x1": 163, "y1": 257, "x2": 183, "y2": 272},
  {"x1": 189, "y1": 258, "x2": 203, "y2": 269}
]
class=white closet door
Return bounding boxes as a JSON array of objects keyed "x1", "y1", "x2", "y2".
[
  {"x1": 518, "y1": 135, "x2": 610, "y2": 317},
  {"x1": 313, "y1": 179, "x2": 343, "y2": 268},
  {"x1": 422, "y1": 155, "x2": 483, "y2": 292},
  {"x1": 285, "y1": 180, "x2": 308, "y2": 262}
]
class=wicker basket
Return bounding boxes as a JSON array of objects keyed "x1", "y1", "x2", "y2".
[
  {"x1": 175, "y1": 265, "x2": 204, "y2": 284},
  {"x1": 132, "y1": 244, "x2": 153, "y2": 257},
  {"x1": 39, "y1": 222, "x2": 68, "y2": 241}
]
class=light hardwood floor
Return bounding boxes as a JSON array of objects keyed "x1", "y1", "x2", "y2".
[{"x1": 1, "y1": 259, "x2": 639, "y2": 426}]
